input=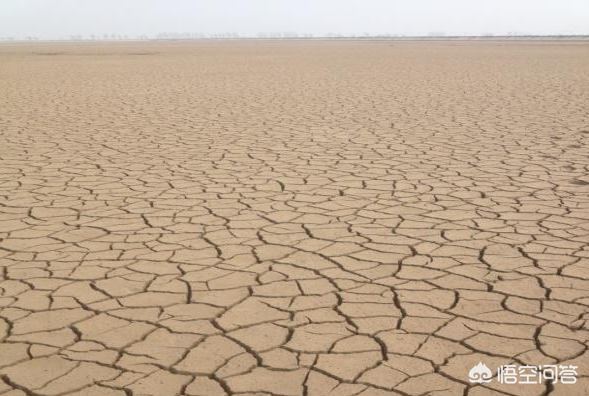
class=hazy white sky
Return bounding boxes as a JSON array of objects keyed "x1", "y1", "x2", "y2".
[{"x1": 1, "y1": 0, "x2": 588, "y2": 39}]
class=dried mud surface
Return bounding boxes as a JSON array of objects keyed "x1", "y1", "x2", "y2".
[{"x1": 0, "y1": 41, "x2": 588, "y2": 396}]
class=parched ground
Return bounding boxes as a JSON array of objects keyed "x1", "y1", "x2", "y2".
[{"x1": 0, "y1": 40, "x2": 588, "y2": 396}]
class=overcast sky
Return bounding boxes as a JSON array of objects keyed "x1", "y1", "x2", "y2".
[{"x1": 1, "y1": 0, "x2": 588, "y2": 39}]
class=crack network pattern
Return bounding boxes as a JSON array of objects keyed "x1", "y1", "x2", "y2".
[{"x1": 0, "y1": 41, "x2": 588, "y2": 396}]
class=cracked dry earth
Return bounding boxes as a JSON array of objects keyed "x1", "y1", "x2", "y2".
[{"x1": 0, "y1": 40, "x2": 588, "y2": 396}]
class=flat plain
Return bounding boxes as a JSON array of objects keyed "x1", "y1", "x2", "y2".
[{"x1": 0, "y1": 40, "x2": 588, "y2": 396}]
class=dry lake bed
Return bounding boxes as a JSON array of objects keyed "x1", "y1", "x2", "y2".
[{"x1": 0, "y1": 40, "x2": 588, "y2": 396}]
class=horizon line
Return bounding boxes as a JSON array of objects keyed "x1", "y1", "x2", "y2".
[{"x1": 2, "y1": 34, "x2": 589, "y2": 43}]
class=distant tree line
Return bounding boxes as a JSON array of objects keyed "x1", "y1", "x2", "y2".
[{"x1": 1, "y1": 32, "x2": 588, "y2": 42}]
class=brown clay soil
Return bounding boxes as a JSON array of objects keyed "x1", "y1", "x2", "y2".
[{"x1": 0, "y1": 40, "x2": 588, "y2": 396}]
